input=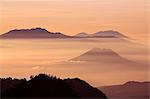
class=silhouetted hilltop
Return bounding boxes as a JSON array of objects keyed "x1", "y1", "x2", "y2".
[
  {"x1": 71, "y1": 48, "x2": 131, "y2": 63},
  {"x1": 75, "y1": 30, "x2": 127, "y2": 38},
  {"x1": 99, "y1": 81, "x2": 150, "y2": 99},
  {"x1": 1, "y1": 74, "x2": 108, "y2": 98},
  {"x1": 0, "y1": 28, "x2": 71, "y2": 38},
  {"x1": 0, "y1": 77, "x2": 26, "y2": 93},
  {"x1": 65, "y1": 78, "x2": 107, "y2": 98}
]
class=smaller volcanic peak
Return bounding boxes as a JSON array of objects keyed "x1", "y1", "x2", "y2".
[
  {"x1": 92, "y1": 30, "x2": 126, "y2": 38},
  {"x1": 74, "y1": 32, "x2": 89, "y2": 37},
  {"x1": 82, "y1": 48, "x2": 118, "y2": 56},
  {"x1": 0, "y1": 28, "x2": 71, "y2": 38},
  {"x1": 71, "y1": 48, "x2": 123, "y2": 62},
  {"x1": 74, "y1": 30, "x2": 127, "y2": 38}
]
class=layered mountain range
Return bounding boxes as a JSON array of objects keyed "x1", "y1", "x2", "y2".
[
  {"x1": 0, "y1": 28, "x2": 71, "y2": 38},
  {"x1": 0, "y1": 28, "x2": 127, "y2": 38},
  {"x1": 75, "y1": 30, "x2": 127, "y2": 38}
]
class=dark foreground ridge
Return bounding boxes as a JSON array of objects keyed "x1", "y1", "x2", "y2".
[{"x1": 1, "y1": 74, "x2": 108, "y2": 98}]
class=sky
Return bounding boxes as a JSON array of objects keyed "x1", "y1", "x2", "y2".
[{"x1": 0, "y1": 0, "x2": 149, "y2": 43}]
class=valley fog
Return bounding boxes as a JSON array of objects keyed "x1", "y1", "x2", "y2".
[{"x1": 0, "y1": 38, "x2": 149, "y2": 86}]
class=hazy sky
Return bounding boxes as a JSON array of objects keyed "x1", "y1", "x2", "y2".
[{"x1": 0, "y1": 0, "x2": 149, "y2": 43}]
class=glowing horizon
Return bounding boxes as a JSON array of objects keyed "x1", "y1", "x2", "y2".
[{"x1": 0, "y1": 0, "x2": 149, "y2": 43}]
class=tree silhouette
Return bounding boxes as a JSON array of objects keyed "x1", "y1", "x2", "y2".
[{"x1": 1, "y1": 73, "x2": 108, "y2": 98}]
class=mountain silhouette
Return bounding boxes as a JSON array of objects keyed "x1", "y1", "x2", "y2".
[
  {"x1": 71, "y1": 48, "x2": 131, "y2": 63},
  {"x1": 99, "y1": 81, "x2": 150, "y2": 99},
  {"x1": 74, "y1": 32, "x2": 89, "y2": 37},
  {"x1": 75, "y1": 30, "x2": 127, "y2": 38},
  {"x1": 0, "y1": 28, "x2": 71, "y2": 38},
  {"x1": 92, "y1": 30, "x2": 127, "y2": 38},
  {"x1": 1, "y1": 74, "x2": 108, "y2": 98},
  {"x1": 65, "y1": 78, "x2": 107, "y2": 98},
  {"x1": 0, "y1": 28, "x2": 128, "y2": 39}
]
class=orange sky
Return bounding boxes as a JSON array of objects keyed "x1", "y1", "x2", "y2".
[{"x1": 0, "y1": 0, "x2": 149, "y2": 43}]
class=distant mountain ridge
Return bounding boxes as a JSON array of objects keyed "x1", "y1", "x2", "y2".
[
  {"x1": 0, "y1": 28, "x2": 127, "y2": 38},
  {"x1": 99, "y1": 81, "x2": 150, "y2": 99},
  {"x1": 75, "y1": 30, "x2": 127, "y2": 38},
  {"x1": 0, "y1": 28, "x2": 71, "y2": 38}
]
